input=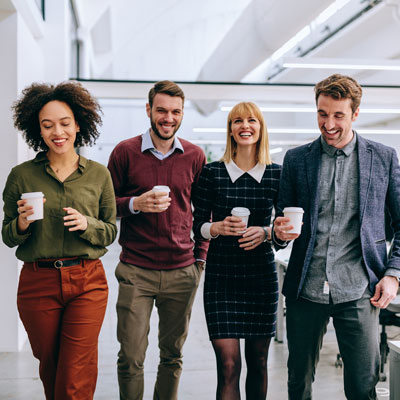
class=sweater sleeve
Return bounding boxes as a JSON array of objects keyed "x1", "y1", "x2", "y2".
[
  {"x1": 191, "y1": 152, "x2": 210, "y2": 261},
  {"x1": 107, "y1": 144, "x2": 135, "y2": 218}
]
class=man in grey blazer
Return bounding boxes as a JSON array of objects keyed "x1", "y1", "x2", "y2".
[{"x1": 274, "y1": 74, "x2": 400, "y2": 400}]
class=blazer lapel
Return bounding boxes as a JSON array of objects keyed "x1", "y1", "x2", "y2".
[
  {"x1": 357, "y1": 134, "x2": 372, "y2": 224},
  {"x1": 305, "y1": 139, "x2": 322, "y2": 229}
]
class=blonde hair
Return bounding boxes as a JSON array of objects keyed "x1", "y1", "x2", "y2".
[{"x1": 221, "y1": 102, "x2": 271, "y2": 165}]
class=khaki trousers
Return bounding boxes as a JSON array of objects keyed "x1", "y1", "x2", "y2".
[
  {"x1": 115, "y1": 261, "x2": 203, "y2": 400},
  {"x1": 17, "y1": 259, "x2": 108, "y2": 400}
]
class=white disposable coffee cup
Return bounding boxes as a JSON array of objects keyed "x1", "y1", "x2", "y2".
[
  {"x1": 21, "y1": 192, "x2": 44, "y2": 221},
  {"x1": 231, "y1": 207, "x2": 250, "y2": 232},
  {"x1": 152, "y1": 185, "x2": 170, "y2": 195},
  {"x1": 283, "y1": 207, "x2": 304, "y2": 234},
  {"x1": 152, "y1": 185, "x2": 170, "y2": 210}
]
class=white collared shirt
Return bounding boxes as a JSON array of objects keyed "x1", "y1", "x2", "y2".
[{"x1": 224, "y1": 160, "x2": 265, "y2": 183}]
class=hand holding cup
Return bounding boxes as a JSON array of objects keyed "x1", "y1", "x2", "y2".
[
  {"x1": 274, "y1": 207, "x2": 304, "y2": 241},
  {"x1": 17, "y1": 192, "x2": 45, "y2": 233},
  {"x1": 133, "y1": 186, "x2": 171, "y2": 213},
  {"x1": 210, "y1": 215, "x2": 247, "y2": 237}
]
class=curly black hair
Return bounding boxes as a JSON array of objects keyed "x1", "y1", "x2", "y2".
[{"x1": 12, "y1": 81, "x2": 102, "y2": 151}]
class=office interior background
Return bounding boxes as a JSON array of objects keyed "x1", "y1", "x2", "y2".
[{"x1": 1, "y1": 0, "x2": 400, "y2": 398}]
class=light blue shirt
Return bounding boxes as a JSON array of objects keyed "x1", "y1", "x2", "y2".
[
  {"x1": 129, "y1": 129, "x2": 184, "y2": 213},
  {"x1": 141, "y1": 129, "x2": 184, "y2": 160}
]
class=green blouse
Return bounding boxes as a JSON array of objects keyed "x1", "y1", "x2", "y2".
[{"x1": 2, "y1": 152, "x2": 117, "y2": 262}]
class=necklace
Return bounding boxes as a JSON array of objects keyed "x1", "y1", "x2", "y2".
[{"x1": 48, "y1": 155, "x2": 79, "y2": 174}]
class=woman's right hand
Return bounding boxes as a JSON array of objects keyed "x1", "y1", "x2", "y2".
[
  {"x1": 210, "y1": 215, "x2": 247, "y2": 237},
  {"x1": 16, "y1": 198, "x2": 46, "y2": 234},
  {"x1": 16, "y1": 199, "x2": 34, "y2": 233}
]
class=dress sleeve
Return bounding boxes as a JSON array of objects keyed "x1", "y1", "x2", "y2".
[
  {"x1": 191, "y1": 152, "x2": 210, "y2": 261},
  {"x1": 193, "y1": 164, "x2": 215, "y2": 241}
]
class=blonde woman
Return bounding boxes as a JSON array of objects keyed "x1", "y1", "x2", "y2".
[{"x1": 193, "y1": 102, "x2": 284, "y2": 399}]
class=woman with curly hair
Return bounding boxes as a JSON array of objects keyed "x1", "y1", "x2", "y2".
[{"x1": 2, "y1": 81, "x2": 117, "y2": 400}]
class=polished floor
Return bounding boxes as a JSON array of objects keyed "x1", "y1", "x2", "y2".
[{"x1": 0, "y1": 239, "x2": 398, "y2": 399}]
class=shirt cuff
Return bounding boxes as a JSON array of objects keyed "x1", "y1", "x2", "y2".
[
  {"x1": 129, "y1": 197, "x2": 141, "y2": 214},
  {"x1": 11, "y1": 218, "x2": 31, "y2": 242},
  {"x1": 200, "y1": 222, "x2": 219, "y2": 239},
  {"x1": 272, "y1": 226, "x2": 287, "y2": 247},
  {"x1": 384, "y1": 268, "x2": 400, "y2": 280}
]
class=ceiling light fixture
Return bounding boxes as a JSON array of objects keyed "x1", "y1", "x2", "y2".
[
  {"x1": 282, "y1": 57, "x2": 400, "y2": 71},
  {"x1": 220, "y1": 106, "x2": 400, "y2": 114},
  {"x1": 193, "y1": 128, "x2": 400, "y2": 135}
]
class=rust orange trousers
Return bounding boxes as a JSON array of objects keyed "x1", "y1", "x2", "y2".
[{"x1": 17, "y1": 259, "x2": 108, "y2": 400}]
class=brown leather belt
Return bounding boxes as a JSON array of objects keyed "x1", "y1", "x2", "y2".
[{"x1": 36, "y1": 258, "x2": 82, "y2": 269}]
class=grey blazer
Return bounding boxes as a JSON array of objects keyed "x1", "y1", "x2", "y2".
[{"x1": 277, "y1": 133, "x2": 400, "y2": 300}]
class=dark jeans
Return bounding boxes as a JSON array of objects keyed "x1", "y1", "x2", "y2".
[{"x1": 286, "y1": 290, "x2": 379, "y2": 400}]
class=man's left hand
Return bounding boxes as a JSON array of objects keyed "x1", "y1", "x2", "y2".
[
  {"x1": 370, "y1": 276, "x2": 399, "y2": 309},
  {"x1": 195, "y1": 260, "x2": 205, "y2": 270}
]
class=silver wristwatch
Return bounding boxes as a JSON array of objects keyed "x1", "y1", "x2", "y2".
[{"x1": 262, "y1": 227, "x2": 272, "y2": 243}]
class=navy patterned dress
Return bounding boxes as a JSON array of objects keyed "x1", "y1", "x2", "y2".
[{"x1": 193, "y1": 161, "x2": 282, "y2": 339}]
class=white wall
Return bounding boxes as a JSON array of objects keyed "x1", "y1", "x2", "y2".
[
  {"x1": 0, "y1": 10, "x2": 22, "y2": 352},
  {"x1": 0, "y1": 0, "x2": 70, "y2": 351}
]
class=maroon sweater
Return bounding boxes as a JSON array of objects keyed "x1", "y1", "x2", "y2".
[{"x1": 108, "y1": 135, "x2": 209, "y2": 269}]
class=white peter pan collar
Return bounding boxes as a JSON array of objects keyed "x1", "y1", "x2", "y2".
[{"x1": 224, "y1": 160, "x2": 266, "y2": 183}]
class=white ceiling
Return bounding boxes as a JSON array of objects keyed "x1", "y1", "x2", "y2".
[
  {"x1": 72, "y1": 0, "x2": 400, "y2": 156},
  {"x1": 72, "y1": 0, "x2": 400, "y2": 85}
]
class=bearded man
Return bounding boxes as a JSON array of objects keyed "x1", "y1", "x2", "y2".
[{"x1": 108, "y1": 80, "x2": 209, "y2": 400}]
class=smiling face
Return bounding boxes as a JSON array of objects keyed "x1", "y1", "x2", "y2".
[
  {"x1": 39, "y1": 100, "x2": 79, "y2": 157},
  {"x1": 317, "y1": 94, "x2": 359, "y2": 149},
  {"x1": 230, "y1": 114, "x2": 261, "y2": 148},
  {"x1": 146, "y1": 93, "x2": 183, "y2": 142}
]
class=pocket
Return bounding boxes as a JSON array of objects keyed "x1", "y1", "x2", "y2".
[
  {"x1": 195, "y1": 262, "x2": 205, "y2": 278},
  {"x1": 115, "y1": 261, "x2": 135, "y2": 284}
]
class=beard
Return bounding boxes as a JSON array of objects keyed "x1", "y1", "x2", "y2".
[{"x1": 150, "y1": 113, "x2": 181, "y2": 141}]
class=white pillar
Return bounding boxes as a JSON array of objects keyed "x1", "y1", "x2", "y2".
[
  {"x1": 0, "y1": 0, "x2": 71, "y2": 351},
  {"x1": 0, "y1": 11, "x2": 25, "y2": 352},
  {"x1": 43, "y1": 0, "x2": 70, "y2": 82}
]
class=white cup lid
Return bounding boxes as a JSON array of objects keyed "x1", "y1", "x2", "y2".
[
  {"x1": 152, "y1": 185, "x2": 170, "y2": 192},
  {"x1": 283, "y1": 207, "x2": 304, "y2": 213},
  {"x1": 231, "y1": 207, "x2": 250, "y2": 216},
  {"x1": 21, "y1": 192, "x2": 44, "y2": 199}
]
